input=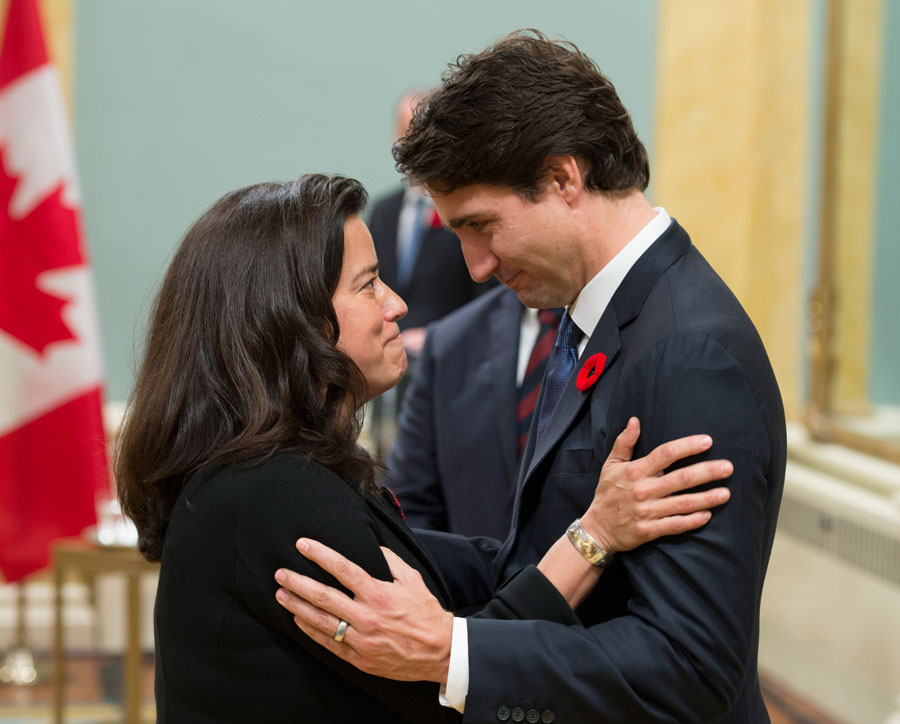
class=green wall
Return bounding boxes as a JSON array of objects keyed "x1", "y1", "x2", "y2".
[
  {"x1": 870, "y1": 0, "x2": 900, "y2": 405},
  {"x1": 74, "y1": 0, "x2": 659, "y2": 401}
]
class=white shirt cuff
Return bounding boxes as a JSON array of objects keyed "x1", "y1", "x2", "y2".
[{"x1": 438, "y1": 616, "x2": 469, "y2": 713}]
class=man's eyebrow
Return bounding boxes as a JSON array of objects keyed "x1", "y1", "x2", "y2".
[
  {"x1": 352, "y1": 262, "x2": 379, "y2": 284},
  {"x1": 446, "y1": 212, "x2": 484, "y2": 230}
]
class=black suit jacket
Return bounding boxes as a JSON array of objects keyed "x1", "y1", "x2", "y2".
[
  {"x1": 386, "y1": 286, "x2": 523, "y2": 539},
  {"x1": 424, "y1": 221, "x2": 786, "y2": 723},
  {"x1": 368, "y1": 188, "x2": 490, "y2": 330},
  {"x1": 154, "y1": 453, "x2": 577, "y2": 723}
]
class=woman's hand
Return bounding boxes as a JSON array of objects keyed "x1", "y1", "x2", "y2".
[
  {"x1": 537, "y1": 418, "x2": 731, "y2": 608},
  {"x1": 582, "y1": 417, "x2": 731, "y2": 555}
]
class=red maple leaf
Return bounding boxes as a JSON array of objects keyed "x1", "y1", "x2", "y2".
[{"x1": 0, "y1": 151, "x2": 84, "y2": 354}]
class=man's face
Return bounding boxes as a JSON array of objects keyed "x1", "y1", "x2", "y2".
[{"x1": 430, "y1": 183, "x2": 586, "y2": 309}]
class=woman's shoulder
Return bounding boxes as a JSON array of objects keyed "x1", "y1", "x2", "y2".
[{"x1": 185, "y1": 453, "x2": 364, "y2": 515}]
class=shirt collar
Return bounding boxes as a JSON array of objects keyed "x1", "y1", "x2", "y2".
[{"x1": 568, "y1": 207, "x2": 671, "y2": 338}]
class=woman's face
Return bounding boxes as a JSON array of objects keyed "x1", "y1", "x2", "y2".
[{"x1": 332, "y1": 215, "x2": 408, "y2": 400}]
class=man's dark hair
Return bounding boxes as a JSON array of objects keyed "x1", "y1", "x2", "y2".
[
  {"x1": 116, "y1": 174, "x2": 378, "y2": 562},
  {"x1": 394, "y1": 29, "x2": 649, "y2": 198}
]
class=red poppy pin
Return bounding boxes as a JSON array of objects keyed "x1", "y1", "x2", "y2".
[
  {"x1": 430, "y1": 209, "x2": 443, "y2": 229},
  {"x1": 576, "y1": 353, "x2": 607, "y2": 392}
]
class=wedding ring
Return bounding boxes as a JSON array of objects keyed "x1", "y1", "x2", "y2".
[{"x1": 333, "y1": 619, "x2": 349, "y2": 643}]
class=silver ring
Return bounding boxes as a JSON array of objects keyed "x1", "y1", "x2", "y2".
[{"x1": 333, "y1": 619, "x2": 349, "y2": 643}]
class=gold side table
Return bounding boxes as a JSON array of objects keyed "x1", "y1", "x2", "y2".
[{"x1": 52, "y1": 539, "x2": 158, "y2": 724}]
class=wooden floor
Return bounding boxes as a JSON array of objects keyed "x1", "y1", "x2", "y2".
[{"x1": 0, "y1": 654, "x2": 843, "y2": 723}]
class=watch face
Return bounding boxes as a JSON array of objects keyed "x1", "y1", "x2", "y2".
[{"x1": 567, "y1": 520, "x2": 613, "y2": 567}]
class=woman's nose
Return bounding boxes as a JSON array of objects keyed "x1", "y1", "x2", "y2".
[{"x1": 383, "y1": 284, "x2": 408, "y2": 321}]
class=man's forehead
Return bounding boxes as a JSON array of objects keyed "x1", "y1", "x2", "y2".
[{"x1": 427, "y1": 182, "x2": 514, "y2": 207}]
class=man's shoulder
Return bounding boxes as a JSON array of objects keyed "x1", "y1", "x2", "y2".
[
  {"x1": 623, "y1": 222, "x2": 757, "y2": 343},
  {"x1": 426, "y1": 285, "x2": 520, "y2": 349},
  {"x1": 623, "y1": 247, "x2": 780, "y2": 409},
  {"x1": 665, "y1": 247, "x2": 763, "y2": 348},
  {"x1": 368, "y1": 187, "x2": 405, "y2": 217}
]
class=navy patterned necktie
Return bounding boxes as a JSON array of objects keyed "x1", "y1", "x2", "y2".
[
  {"x1": 533, "y1": 310, "x2": 583, "y2": 448},
  {"x1": 516, "y1": 309, "x2": 563, "y2": 458}
]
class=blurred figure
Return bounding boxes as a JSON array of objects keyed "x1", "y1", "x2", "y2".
[
  {"x1": 368, "y1": 91, "x2": 495, "y2": 453},
  {"x1": 386, "y1": 286, "x2": 562, "y2": 539},
  {"x1": 368, "y1": 91, "x2": 493, "y2": 357}
]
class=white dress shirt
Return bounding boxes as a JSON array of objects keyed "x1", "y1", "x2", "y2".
[
  {"x1": 439, "y1": 207, "x2": 672, "y2": 713},
  {"x1": 516, "y1": 308, "x2": 540, "y2": 386}
]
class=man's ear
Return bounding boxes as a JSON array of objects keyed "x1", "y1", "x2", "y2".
[{"x1": 543, "y1": 155, "x2": 585, "y2": 206}]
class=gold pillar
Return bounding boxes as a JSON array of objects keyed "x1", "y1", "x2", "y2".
[
  {"x1": 655, "y1": 0, "x2": 811, "y2": 418},
  {"x1": 828, "y1": 0, "x2": 883, "y2": 413}
]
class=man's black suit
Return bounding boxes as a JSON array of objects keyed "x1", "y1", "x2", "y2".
[
  {"x1": 421, "y1": 220, "x2": 786, "y2": 723},
  {"x1": 368, "y1": 188, "x2": 487, "y2": 330},
  {"x1": 386, "y1": 286, "x2": 523, "y2": 539}
]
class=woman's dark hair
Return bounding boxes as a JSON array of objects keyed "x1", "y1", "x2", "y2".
[
  {"x1": 116, "y1": 174, "x2": 375, "y2": 562},
  {"x1": 394, "y1": 29, "x2": 649, "y2": 198}
]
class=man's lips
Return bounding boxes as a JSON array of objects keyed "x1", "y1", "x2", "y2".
[{"x1": 503, "y1": 271, "x2": 521, "y2": 289}]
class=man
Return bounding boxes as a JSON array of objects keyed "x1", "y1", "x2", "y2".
[
  {"x1": 386, "y1": 286, "x2": 560, "y2": 539},
  {"x1": 276, "y1": 31, "x2": 786, "y2": 723}
]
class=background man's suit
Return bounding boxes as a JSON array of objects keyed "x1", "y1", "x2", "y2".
[
  {"x1": 385, "y1": 285, "x2": 523, "y2": 540},
  {"x1": 368, "y1": 188, "x2": 487, "y2": 331},
  {"x1": 420, "y1": 220, "x2": 786, "y2": 723}
]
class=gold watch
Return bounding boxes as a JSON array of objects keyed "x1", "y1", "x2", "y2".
[{"x1": 566, "y1": 518, "x2": 615, "y2": 568}]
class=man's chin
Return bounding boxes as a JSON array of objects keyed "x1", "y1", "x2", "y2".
[{"x1": 516, "y1": 288, "x2": 565, "y2": 310}]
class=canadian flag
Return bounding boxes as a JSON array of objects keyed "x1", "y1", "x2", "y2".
[{"x1": 0, "y1": 0, "x2": 108, "y2": 581}]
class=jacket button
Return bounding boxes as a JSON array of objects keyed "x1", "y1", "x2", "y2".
[
  {"x1": 526, "y1": 709, "x2": 540, "y2": 723},
  {"x1": 541, "y1": 711, "x2": 556, "y2": 723},
  {"x1": 496, "y1": 705, "x2": 511, "y2": 721},
  {"x1": 511, "y1": 707, "x2": 525, "y2": 722}
]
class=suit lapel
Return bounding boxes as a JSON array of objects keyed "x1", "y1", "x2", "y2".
[
  {"x1": 488, "y1": 291, "x2": 523, "y2": 487},
  {"x1": 522, "y1": 219, "x2": 692, "y2": 483},
  {"x1": 375, "y1": 191, "x2": 403, "y2": 289},
  {"x1": 501, "y1": 221, "x2": 694, "y2": 570},
  {"x1": 522, "y1": 311, "x2": 622, "y2": 483}
]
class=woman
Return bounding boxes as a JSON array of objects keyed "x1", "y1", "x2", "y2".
[{"x1": 116, "y1": 174, "x2": 729, "y2": 723}]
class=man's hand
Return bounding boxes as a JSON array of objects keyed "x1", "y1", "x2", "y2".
[
  {"x1": 274, "y1": 542, "x2": 453, "y2": 683},
  {"x1": 582, "y1": 417, "x2": 733, "y2": 554}
]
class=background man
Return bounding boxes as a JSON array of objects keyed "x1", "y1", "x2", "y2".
[
  {"x1": 367, "y1": 91, "x2": 495, "y2": 454},
  {"x1": 277, "y1": 30, "x2": 786, "y2": 724},
  {"x1": 368, "y1": 91, "x2": 491, "y2": 357},
  {"x1": 385, "y1": 286, "x2": 561, "y2": 539}
]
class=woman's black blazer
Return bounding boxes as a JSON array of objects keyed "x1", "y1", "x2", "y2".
[
  {"x1": 154, "y1": 453, "x2": 465, "y2": 723},
  {"x1": 154, "y1": 453, "x2": 578, "y2": 723}
]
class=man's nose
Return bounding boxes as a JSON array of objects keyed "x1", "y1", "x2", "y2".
[{"x1": 460, "y1": 239, "x2": 498, "y2": 284}]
